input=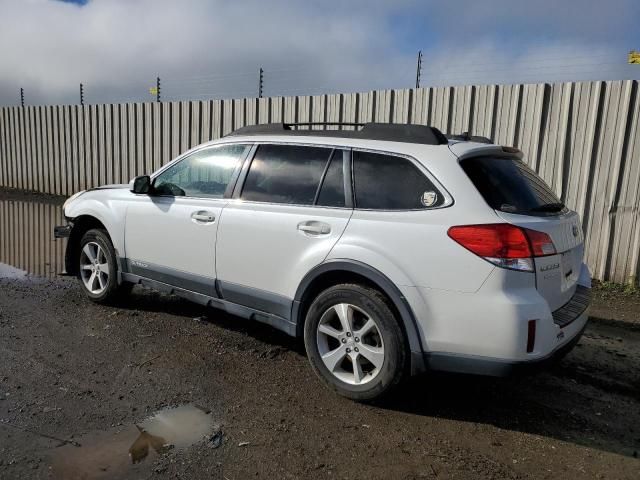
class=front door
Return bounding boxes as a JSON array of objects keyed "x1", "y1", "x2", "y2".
[{"x1": 124, "y1": 143, "x2": 251, "y2": 296}]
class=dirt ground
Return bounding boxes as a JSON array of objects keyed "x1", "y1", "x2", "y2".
[{"x1": 0, "y1": 189, "x2": 639, "y2": 479}]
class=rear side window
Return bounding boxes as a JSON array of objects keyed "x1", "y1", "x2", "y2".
[
  {"x1": 460, "y1": 156, "x2": 567, "y2": 216},
  {"x1": 353, "y1": 151, "x2": 444, "y2": 210},
  {"x1": 241, "y1": 145, "x2": 332, "y2": 205}
]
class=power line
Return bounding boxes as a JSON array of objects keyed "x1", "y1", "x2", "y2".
[
  {"x1": 162, "y1": 90, "x2": 259, "y2": 100},
  {"x1": 164, "y1": 71, "x2": 256, "y2": 82},
  {"x1": 258, "y1": 57, "x2": 613, "y2": 77},
  {"x1": 428, "y1": 61, "x2": 628, "y2": 76},
  {"x1": 261, "y1": 66, "x2": 322, "y2": 74},
  {"x1": 425, "y1": 70, "x2": 639, "y2": 87},
  {"x1": 425, "y1": 64, "x2": 632, "y2": 85},
  {"x1": 10, "y1": 51, "x2": 634, "y2": 107},
  {"x1": 414, "y1": 52, "x2": 616, "y2": 70},
  {"x1": 160, "y1": 79, "x2": 258, "y2": 90}
]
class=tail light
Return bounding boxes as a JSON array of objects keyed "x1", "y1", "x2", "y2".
[{"x1": 447, "y1": 223, "x2": 556, "y2": 272}]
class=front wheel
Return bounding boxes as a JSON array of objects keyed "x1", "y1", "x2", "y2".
[
  {"x1": 303, "y1": 284, "x2": 407, "y2": 401},
  {"x1": 78, "y1": 228, "x2": 130, "y2": 303}
]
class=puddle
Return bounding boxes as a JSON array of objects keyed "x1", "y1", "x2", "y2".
[
  {"x1": 0, "y1": 262, "x2": 29, "y2": 279},
  {"x1": 50, "y1": 405, "x2": 217, "y2": 479},
  {"x1": 0, "y1": 196, "x2": 67, "y2": 279}
]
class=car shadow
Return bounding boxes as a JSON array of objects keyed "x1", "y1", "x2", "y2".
[
  {"x1": 114, "y1": 287, "x2": 639, "y2": 459},
  {"x1": 373, "y1": 327, "x2": 639, "y2": 459},
  {"x1": 113, "y1": 285, "x2": 305, "y2": 354}
]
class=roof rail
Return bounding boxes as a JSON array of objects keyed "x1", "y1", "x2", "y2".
[{"x1": 226, "y1": 122, "x2": 448, "y2": 146}]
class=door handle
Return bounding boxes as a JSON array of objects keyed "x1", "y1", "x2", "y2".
[
  {"x1": 297, "y1": 221, "x2": 331, "y2": 235},
  {"x1": 191, "y1": 211, "x2": 216, "y2": 223}
]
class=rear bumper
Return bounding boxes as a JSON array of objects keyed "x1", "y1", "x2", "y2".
[
  {"x1": 402, "y1": 263, "x2": 592, "y2": 377},
  {"x1": 423, "y1": 313, "x2": 588, "y2": 377}
]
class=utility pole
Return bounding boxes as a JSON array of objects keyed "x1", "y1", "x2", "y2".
[
  {"x1": 20, "y1": 88, "x2": 24, "y2": 107},
  {"x1": 80, "y1": 83, "x2": 84, "y2": 105},
  {"x1": 415, "y1": 50, "x2": 423, "y2": 88},
  {"x1": 258, "y1": 67, "x2": 264, "y2": 98},
  {"x1": 156, "y1": 76, "x2": 161, "y2": 102}
]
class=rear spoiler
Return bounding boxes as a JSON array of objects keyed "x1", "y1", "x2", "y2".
[
  {"x1": 446, "y1": 132, "x2": 493, "y2": 144},
  {"x1": 450, "y1": 144, "x2": 524, "y2": 161}
]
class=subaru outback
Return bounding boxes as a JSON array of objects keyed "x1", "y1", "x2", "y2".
[{"x1": 55, "y1": 122, "x2": 591, "y2": 400}]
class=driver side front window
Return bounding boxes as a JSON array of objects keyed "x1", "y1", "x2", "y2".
[{"x1": 153, "y1": 144, "x2": 250, "y2": 198}]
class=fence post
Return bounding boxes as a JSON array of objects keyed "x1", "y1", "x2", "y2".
[{"x1": 415, "y1": 51, "x2": 423, "y2": 88}]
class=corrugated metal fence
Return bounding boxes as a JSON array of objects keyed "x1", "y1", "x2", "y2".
[
  {"x1": 0, "y1": 80, "x2": 639, "y2": 284},
  {"x1": 0, "y1": 196, "x2": 66, "y2": 279}
]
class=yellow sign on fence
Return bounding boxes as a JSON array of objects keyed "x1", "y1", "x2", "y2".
[{"x1": 629, "y1": 51, "x2": 640, "y2": 64}]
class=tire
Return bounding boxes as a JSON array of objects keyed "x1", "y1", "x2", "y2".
[
  {"x1": 77, "y1": 228, "x2": 130, "y2": 303},
  {"x1": 303, "y1": 283, "x2": 407, "y2": 401}
]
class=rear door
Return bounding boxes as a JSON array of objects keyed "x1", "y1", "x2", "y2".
[
  {"x1": 460, "y1": 154, "x2": 584, "y2": 311},
  {"x1": 215, "y1": 144, "x2": 352, "y2": 315}
]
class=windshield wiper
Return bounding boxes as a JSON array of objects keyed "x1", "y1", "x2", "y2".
[{"x1": 529, "y1": 202, "x2": 565, "y2": 213}]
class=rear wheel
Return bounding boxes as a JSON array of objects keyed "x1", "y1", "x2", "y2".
[
  {"x1": 304, "y1": 284, "x2": 407, "y2": 401},
  {"x1": 78, "y1": 229, "x2": 130, "y2": 303}
]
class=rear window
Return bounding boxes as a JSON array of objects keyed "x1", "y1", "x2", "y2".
[{"x1": 460, "y1": 156, "x2": 567, "y2": 216}]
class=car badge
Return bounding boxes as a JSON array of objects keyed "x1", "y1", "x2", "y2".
[{"x1": 421, "y1": 191, "x2": 438, "y2": 207}]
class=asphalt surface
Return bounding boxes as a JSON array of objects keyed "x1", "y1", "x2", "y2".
[{"x1": 0, "y1": 189, "x2": 639, "y2": 479}]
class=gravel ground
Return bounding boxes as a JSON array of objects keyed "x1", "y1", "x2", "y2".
[{"x1": 0, "y1": 189, "x2": 639, "y2": 479}]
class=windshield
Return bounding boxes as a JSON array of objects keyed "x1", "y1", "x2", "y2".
[{"x1": 460, "y1": 155, "x2": 567, "y2": 217}]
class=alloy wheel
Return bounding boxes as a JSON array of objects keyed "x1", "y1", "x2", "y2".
[
  {"x1": 316, "y1": 303, "x2": 385, "y2": 385},
  {"x1": 79, "y1": 242, "x2": 110, "y2": 295}
]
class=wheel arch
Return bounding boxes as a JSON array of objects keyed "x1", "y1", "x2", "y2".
[
  {"x1": 65, "y1": 215, "x2": 110, "y2": 276},
  {"x1": 292, "y1": 259, "x2": 426, "y2": 374}
]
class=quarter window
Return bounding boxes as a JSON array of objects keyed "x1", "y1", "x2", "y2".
[
  {"x1": 353, "y1": 151, "x2": 444, "y2": 209},
  {"x1": 241, "y1": 145, "x2": 332, "y2": 205},
  {"x1": 153, "y1": 144, "x2": 249, "y2": 198}
]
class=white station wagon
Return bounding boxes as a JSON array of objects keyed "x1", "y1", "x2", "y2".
[{"x1": 55, "y1": 123, "x2": 591, "y2": 400}]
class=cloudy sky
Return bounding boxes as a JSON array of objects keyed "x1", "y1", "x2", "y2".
[{"x1": 0, "y1": 0, "x2": 638, "y2": 106}]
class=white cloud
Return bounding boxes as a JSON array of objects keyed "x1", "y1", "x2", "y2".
[{"x1": 0, "y1": 0, "x2": 637, "y2": 106}]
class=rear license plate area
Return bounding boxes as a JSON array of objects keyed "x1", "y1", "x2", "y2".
[{"x1": 561, "y1": 251, "x2": 573, "y2": 278}]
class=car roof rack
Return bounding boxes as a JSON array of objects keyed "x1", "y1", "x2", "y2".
[
  {"x1": 446, "y1": 132, "x2": 493, "y2": 144},
  {"x1": 226, "y1": 122, "x2": 449, "y2": 146}
]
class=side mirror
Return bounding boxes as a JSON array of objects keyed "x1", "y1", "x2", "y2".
[{"x1": 131, "y1": 175, "x2": 151, "y2": 194}]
